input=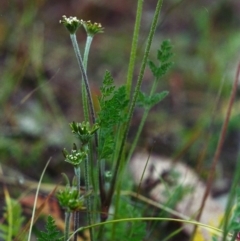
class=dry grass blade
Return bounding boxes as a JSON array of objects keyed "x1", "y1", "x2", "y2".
[{"x1": 191, "y1": 62, "x2": 240, "y2": 239}]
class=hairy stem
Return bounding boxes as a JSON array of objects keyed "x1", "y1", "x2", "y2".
[
  {"x1": 126, "y1": 0, "x2": 144, "y2": 97},
  {"x1": 127, "y1": 75, "x2": 159, "y2": 162},
  {"x1": 83, "y1": 147, "x2": 94, "y2": 241},
  {"x1": 73, "y1": 166, "x2": 81, "y2": 241},
  {"x1": 64, "y1": 211, "x2": 71, "y2": 241},
  {"x1": 108, "y1": 0, "x2": 164, "y2": 223}
]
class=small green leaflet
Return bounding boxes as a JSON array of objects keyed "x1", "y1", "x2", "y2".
[{"x1": 137, "y1": 90, "x2": 169, "y2": 109}]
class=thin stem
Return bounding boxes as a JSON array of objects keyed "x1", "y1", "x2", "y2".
[
  {"x1": 110, "y1": 0, "x2": 163, "y2": 233},
  {"x1": 222, "y1": 158, "x2": 240, "y2": 240},
  {"x1": 27, "y1": 159, "x2": 51, "y2": 241},
  {"x1": 83, "y1": 34, "x2": 97, "y2": 218},
  {"x1": 83, "y1": 35, "x2": 93, "y2": 69},
  {"x1": 67, "y1": 216, "x2": 224, "y2": 241},
  {"x1": 107, "y1": 0, "x2": 164, "y2": 215},
  {"x1": 230, "y1": 231, "x2": 238, "y2": 241},
  {"x1": 193, "y1": 63, "x2": 240, "y2": 236},
  {"x1": 83, "y1": 148, "x2": 94, "y2": 241},
  {"x1": 127, "y1": 107, "x2": 149, "y2": 161},
  {"x1": 73, "y1": 166, "x2": 81, "y2": 241},
  {"x1": 64, "y1": 211, "x2": 71, "y2": 241},
  {"x1": 127, "y1": 75, "x2": 158, "y2": 162},
  {"x1": 70, "y1": 34, "x2": 96, "y2": 126},
  {"x1": 74, "y1": 165, "x2": 81, "y2": 195},
  {"x1": 126, "y1": 0, "x2": 144, "y2": 97},
  {"x1": 82, "y1": 35, "x2": 93, "y2": 121},
  {"x1": 97, "y1": 224, "x2": 105, "y2": 241}
]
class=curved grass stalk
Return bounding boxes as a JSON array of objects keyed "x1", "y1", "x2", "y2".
[
  {"x1": 27, "y1": 158, "x2": 51, "y2": 241},
  {"x1": 67, "y1": 216, "x2": 226, "y2": 241}
]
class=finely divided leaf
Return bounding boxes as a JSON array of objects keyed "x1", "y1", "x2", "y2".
[
  {"x1": 137, "y1": 90, "x2": 169, "y2": 109},
  {"x1": 148, "y1": 39, "x2": 173, "y2": 79},
  {"x1": 37, "y1": 216, "x2": 61, "y2": 241},
  {"x1": 97, "y1": 71, "x2": 129, "y2": 159}
]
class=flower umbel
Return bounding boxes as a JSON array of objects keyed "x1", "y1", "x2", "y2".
[
  {"x1": 60, "y1": 15, "x2": 82, "y2": 34},
  {"x1": 63, "y1": 143, "x2": 87, "y2": 166},
  {"x1": 81, "y1": 20, "x2": 104, "y2": 37},
  {"x1": 57, "y1": 185, "x2": 84, "y2": 212},
  {"x1": 70, "y1": 121, "x2": 99, "y2": 144}
]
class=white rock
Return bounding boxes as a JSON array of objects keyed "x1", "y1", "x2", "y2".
[{"x1": 129, "y1": 152, "x2": 225, "y2": 240}]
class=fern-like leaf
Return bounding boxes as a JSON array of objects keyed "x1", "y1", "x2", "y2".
[
  {"x1": 148, "y1": 39, "x2": 173, "y2": 79},
  {"x1": 105, "y1": 198, "x2": 146, "y2": 241},
  {"x1": 37, "y1": 216, "x2": 61, "y2": 241},
  {"x1": 137, "y1": 40, "x2": 173, "y2": 110},
  {"x1": 97, "y1": 71, "x2": 129, "y2": 160},
  {"x1": 137, "y1": 90, "x2": 169, "y2": 109}
]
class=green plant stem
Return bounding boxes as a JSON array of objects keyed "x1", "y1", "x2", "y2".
[
  {"x1": 73, "y1": 165, "x2": 81, "y2": 241},
  {"x1": 83, "y1": 36, "x2": 93, "y2": 69},
  {"x1": 127, "y1": 76, "x2": 158, "y2": 162},
  {"x1": 74, "y1": 165, "x2": 81, "y2": 197},
  {"x1": 107, "y1": 0, "x2": 164, "y2": 226},
  {"x1": 64, "y1": 211, "x2": 71, "y2": 241},
  {"x1": 82, "y1": 35, "x2": 93, "y2": 121},
  {"x1": 127, "y1": 108, "x2": 149, "y2": 161},
  {"x1": 83, "y1": 34, "x2": 98, "y2": 206},
  {"x1": 83, "y1": 150, "x2": 94, "y2": 241},
  {"x1": 70, "y1": 34, "x2": 96, "y2": 126},
  {"x1": 222, "y1": 156, "x2": 240, "y2": 241},
  {"x1": 71, "y1": 33, "x2": 97, "y2": 241},
  {"x1": 97, "y1": 225, "x2": 105, "y2": 241},
  {"x1": 230, "y1": 231, "x2": 238, "y2": 241},
  {"x1": 126, "y1": 0, "x2": 144, "y2": 97}
]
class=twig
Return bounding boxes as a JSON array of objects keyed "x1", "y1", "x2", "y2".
[{"x1": 191, "y1": 63, "x2": 240, "y2": 238}]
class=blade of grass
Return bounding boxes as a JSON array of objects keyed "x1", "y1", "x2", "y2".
[
  {"x1": 68, "y1": 216, "x2": 225, "y2": 241},
  {"x1": 26, "y1": 158, "x2": 51, "y2": 241},
  {"x1": 14, "y1": 184, "x2": 58, "y2": 241}
]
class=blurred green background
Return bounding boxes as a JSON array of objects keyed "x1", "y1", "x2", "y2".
[{"x1": 0, "y1": 0, "x2": 240, "y2": 195}]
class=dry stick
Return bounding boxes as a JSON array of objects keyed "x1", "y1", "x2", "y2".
[{"x1": 191, "y1": 63, "x2": 240, "y2": 238}]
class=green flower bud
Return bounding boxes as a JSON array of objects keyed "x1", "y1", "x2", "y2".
[
  {"x1": 63, "y1": 143, "x2": 87, "y2": 166},
  {"x1": 81, "y1": 20, "x2": 104, "y2": 37},
  {"x1": 60, "y1": 15, "x2": 82, "y2": 34},
  {"x1": 57, "y1": 185, "x2": 84, "y2": 212},
  {"x1": 70, "y1": 121, "x2": 99, "y2": 144}
]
